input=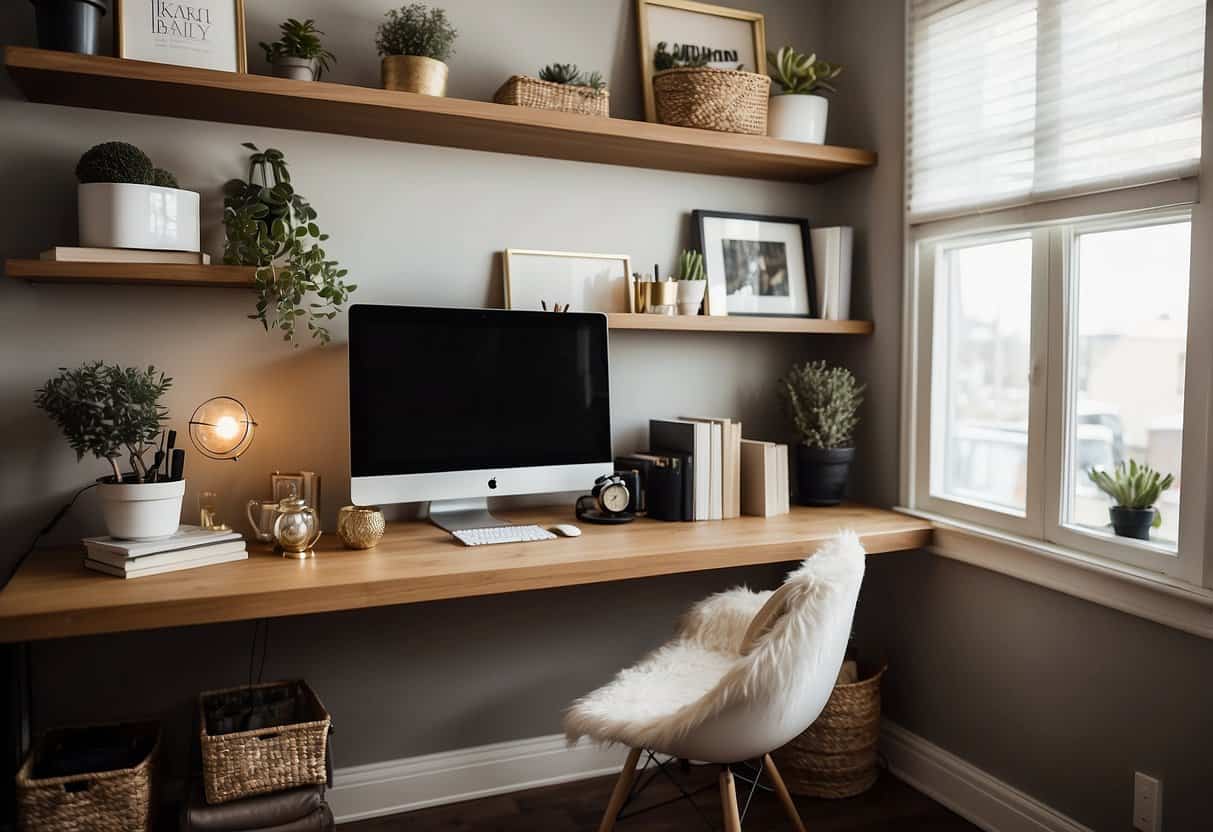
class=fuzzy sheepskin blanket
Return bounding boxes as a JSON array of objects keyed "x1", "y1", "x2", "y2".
[{"x1": 563, "y1": 532, "x2": 866, "y2": 756}]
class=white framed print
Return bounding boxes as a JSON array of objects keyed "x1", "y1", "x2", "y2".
[
  {"x1": 503, "y1": 250, "x2": 634, "y2": 313},
  {"x1": 116, "y1": 0, "x2": 247, "y2": 73},
  {"x1": 693, "y1": 210, "x2": 818, "y2": 318}
]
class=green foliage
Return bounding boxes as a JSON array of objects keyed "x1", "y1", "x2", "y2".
[
  {"x1": 261, "y1": 18, "x2": 337, "y2": 79},
  {"x1": 654, "y1": 41, "x2": 710, "y2": 71},
  {"x1": 35, "y1": 362, "x2": 171, "y2": 482},
  {"x1": 222, "y1": 143, "x2": 356, "y2": 345},
  {"x1": 675, "y1": 249, "x2": 704, "y2": 280},
  {"x1": 76, "y1": 141, "x2": 155, "y2": 185},
  {"x1": 767, "y1": 46, "x2": 842, "y2": 95},
  {"x1": 779, "y1": 360, "x2": 864, "y2": 449},
  {"x1": 151, "y1": 167, "x2": 179, "y2": 188},
  {"x1": 1088, "y1": 460, "x2": 1174, "y2": 526},
  {"x1": 376, "y1": 3, "x2": 457, "y2": 61},
  {"x1": 537, "y1": 63, "x2": 606, "y2": 90}
]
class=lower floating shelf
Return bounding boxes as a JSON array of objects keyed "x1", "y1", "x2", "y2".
[{"x1": 606, "y1": 313, "x2": 873, "y2": 335}]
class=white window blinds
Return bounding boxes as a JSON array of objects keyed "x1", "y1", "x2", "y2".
[{"x1": 908, "y1": 0, "x2": 1206, "y2": 222}]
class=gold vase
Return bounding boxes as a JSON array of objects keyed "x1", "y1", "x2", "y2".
[
  {"x1": 381, "y1": 56, "x2": 449, "y2": 96},
  {"x1": 338, "y1": 505, "x2": 386, "y2": 550}
]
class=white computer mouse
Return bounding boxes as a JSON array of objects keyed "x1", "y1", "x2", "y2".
[{"x1": 549, "y1": 524, "x2": 582, "y2": 538}]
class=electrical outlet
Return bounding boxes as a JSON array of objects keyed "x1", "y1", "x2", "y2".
[{"x1": 1133, "y1": 772, "x2": 1162, "y2": 832}]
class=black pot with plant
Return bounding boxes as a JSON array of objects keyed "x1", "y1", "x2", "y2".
[
  {"x1": 1087, "y1": 459, "x2": 1175, "y2": 541},
  {"x1": 31, "y1": 0, "x2": 107, "y2": 55},
  {"x1": 780, "y1": 360, "x2": 864, "y2": 506}
]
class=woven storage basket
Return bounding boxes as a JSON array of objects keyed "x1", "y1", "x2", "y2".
[
  {"x1": 200, "y1": 680, "x2": 330, "y2": 804},
  {"x1": 16, "y1": 721, "x2": 159, "y2": 832},
  {"x1": 651, "y1": 67, "x2": 770, "y2": 134},
  {"x1": 772, "y1": 665, "x2": 886, "y2": 798},
  {"x1": 494, "y1": 75, "x2": 610, "y2": 117}
]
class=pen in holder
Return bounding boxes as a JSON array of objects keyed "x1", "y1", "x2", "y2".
[{"x1": 648, "y1": 280, "x2": 679, "y2": 316}]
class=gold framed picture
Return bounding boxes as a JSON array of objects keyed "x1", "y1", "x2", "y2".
[
  {"x1": 503, "y1": 250, "x2": 635, "y2": 313},
  {"x1": 635, "y1": 0, "x2": 767, "y2": 122},
  {"x1": 115, "y1": 0, "x2": 247, "y2": 73}
]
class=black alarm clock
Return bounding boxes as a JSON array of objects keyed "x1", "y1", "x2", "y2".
[{"x1": 576, "y1": 473, "x2": 636, "y2": 524}]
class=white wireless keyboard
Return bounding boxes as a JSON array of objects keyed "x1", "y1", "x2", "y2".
[{"x1": 452, "y1": 525, "x2": 557, "y2": 547}]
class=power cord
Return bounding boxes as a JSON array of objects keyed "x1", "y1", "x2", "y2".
[{"x1": 0, "y1": 482, "x2": 98, "y2": 593}]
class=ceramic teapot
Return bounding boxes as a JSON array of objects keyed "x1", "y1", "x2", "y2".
[{"x1": 271, "y1": 495, "x2": 322, "y2": 559}]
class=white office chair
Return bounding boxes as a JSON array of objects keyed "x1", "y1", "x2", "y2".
[{"x1": 564, "y1": 532, "x2": 866, "y2": 831}]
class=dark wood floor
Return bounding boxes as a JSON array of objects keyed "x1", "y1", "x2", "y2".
[{"x1": 343, "y1": 764, "x2": 979, "y2": 831}]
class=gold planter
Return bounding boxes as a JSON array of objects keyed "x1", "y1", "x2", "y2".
[
  {"x1": 337, "y1": 505, "x2": 386, "y2": 550},
  {"x1": 381, "y1": 56, "x2": 449, "y2": 96}
]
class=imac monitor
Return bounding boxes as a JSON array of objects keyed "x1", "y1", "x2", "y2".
[{"x1": 348, "y1": 305, "x2": 613, "y2": 529}]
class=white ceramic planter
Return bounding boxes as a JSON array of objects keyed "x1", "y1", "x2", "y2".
[
  {"x1": 98, "y1": 479, "x2": 185, "y2": 540},
  {"x1": 78, "y1": 182, "x2": 201, "y2": 252},
  {"x1": 676, "y1": 279, "x2": 707, "y2": 315},
  {"x1": 272, "y1": 56, "x2": 318, "y2": 81},
  {"x1": 768, "y1": 93, "x2": 829, "y2": 144}
]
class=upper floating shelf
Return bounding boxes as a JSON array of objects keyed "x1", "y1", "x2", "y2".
[{"x1": 3, "y1": 47, "x2": 877, "y2": 183}]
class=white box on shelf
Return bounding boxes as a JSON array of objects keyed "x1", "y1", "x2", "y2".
[
  {"x1": 810, "y1": 226, "x2": 853, "y2": 320},
  {"x1": 78, "y1": 183, "x2": 201, "y2": 252}
]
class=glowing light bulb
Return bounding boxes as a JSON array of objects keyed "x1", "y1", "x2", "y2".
[{"x1": 214, "y1": 414, "x2": 240, "y2": 441}]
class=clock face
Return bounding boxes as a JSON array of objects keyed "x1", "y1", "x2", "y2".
[{"x1": 602, "y1": 482, "x2": 630, "y2": 513}]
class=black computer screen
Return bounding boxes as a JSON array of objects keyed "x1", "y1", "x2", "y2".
[{"x1": 349, "y1": 305, "x2": 612, "y2": 477}]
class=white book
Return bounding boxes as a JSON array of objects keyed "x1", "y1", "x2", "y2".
[
  {"x1": 650, "y1": 419, "x2": 711, "y2": 521},
  {"x1": 83, "y1": 525, "x2": 242, "y2": 558},
  {"x1": 776, "y1": 444, "x2": 790, "y2": 514},
  {"x1": 810, "y1": 227, "x2": 853, "y2": 320},
  {"x1": 41, "y1": 247, "x2": 211, "y2": 265},
  {"x1": 683, "y1": 417, "x2": 742, "y2": 519},
  {"x1": 703, "y1": 422, "x2": 722, "y2": 520},
  {"x1": 85, "y1": 549, "x2": 247, "y2": 579},
  {"x1": 87, "y1": 539, "x2": 247, "y2": 569}
]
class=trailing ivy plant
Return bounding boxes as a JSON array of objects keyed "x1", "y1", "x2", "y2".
[
  {"x1": 223, "y1": 143, "x2": 355, "y2": 345},
  {"x1": 260, "y1": 18, "x2": 337, "y2": 79},
  {"x1": 779, "y1": 360, "x2": 864, "y2": 449}
]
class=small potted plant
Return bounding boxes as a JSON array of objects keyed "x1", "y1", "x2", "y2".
[
  {"x1": 35, "y1": 362, "x2": 182, "y2": 540},
  {"x1": 494, "y1": 63, "x2": 609, "y2": 117},
  {"x1": 780, "y1": 360, "x2": 864, "y2": 506},
  {"x1": 376, "y1": 3, "x2": 457, "y2": 96},
  {"x1": 766, "y1": 46, "x2": 842, "y2": 144},
  {"x1": 76, "y1": 141, "x2": 200, "y2": 252},
  {"x1": 260, "y1": 18, "x2": 336, "y2": 82},
  {"x1": 1087, "y1": 460, "x2": 1175, "y2": 541},
  {"x1": 651, "y1": 41, "x2": 770, "y2": 135},
  {"x1": 31, "y1": 0, "x2": 107, "y2": 55},
  {"x1": 673, "y1": 248, "x2": 706, "y2": 315}
]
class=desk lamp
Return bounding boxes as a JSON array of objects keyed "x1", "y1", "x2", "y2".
[{"x1": 189, "y1": 396, "x2": 257, "y2": 461}]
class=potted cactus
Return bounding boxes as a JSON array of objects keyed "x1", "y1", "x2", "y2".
[
  {"x1": 673, "y1": 249, "x2": 706, "y2": 315},
  {"x1": 766, "y1": 46, "x2": 842, "y2": 144},
  {"x1": 260, "y1": 18, "x2": 336, "y2": 81},
  {"x1": 76, "y1": 141, "x2": 200, "y2": 252},
  {"x1": 780, "y1": 360, "x2": 864, "y2": 505},
  {"x1": 494, "y1": 63, "x2": 609, "y2": 117},
  {"x1": 1087, "y1": 460, "x2": 1175, "y2": 541},
  {"x1": 376, "y1": 3, "x2": 457, "y2": 96}
]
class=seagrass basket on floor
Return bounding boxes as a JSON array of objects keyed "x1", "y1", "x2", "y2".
[
  {"x1": 494, "y1": 75, "x2": 610, "y2": 117},
  {"x1": 16, "y1": 721, "x2": 159, "y2": 832},
  {"x1": 651, "y1": 67, "x2": 770, "y2": 134},
  {"x1": 772, "y1": 664, "x2": 886, "y2": 798},
  {"x1": 200, "y1": 680, "x2": 330, "y2": 804}
]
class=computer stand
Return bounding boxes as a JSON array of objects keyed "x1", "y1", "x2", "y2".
[{"x1": 427, "y1": 498, "x2": 510, "y2": 533}]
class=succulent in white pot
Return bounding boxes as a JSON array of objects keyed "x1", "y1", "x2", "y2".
[
  {"x1": 260, "y1": 18, "x2": 336, "y2": 82},
  {"x1": 766, "y1": 46, "x2": 842, "y2": 144},
  {"x1": 674, "y1": 248, "x2": 707, "y2": 315}
]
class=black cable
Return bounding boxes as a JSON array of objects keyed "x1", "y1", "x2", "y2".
[{"x1": 0, "y1": 482, "x2": 98, "y2": 593}]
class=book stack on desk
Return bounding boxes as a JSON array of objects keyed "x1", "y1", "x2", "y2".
[
  {"x1": 648, "y1": 417, "x2": 743, "y2": 521},
  {"x1": 83, "y1": 526, "x2": 248, "y2": 579}
]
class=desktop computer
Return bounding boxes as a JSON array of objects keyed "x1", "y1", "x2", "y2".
[{"x1": 348, "y1": 305, "x2": 613, "y2": 544}]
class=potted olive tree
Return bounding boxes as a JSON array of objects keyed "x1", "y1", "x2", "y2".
[
  {"x1": 1088, "y1": 460, "x2": 1175, "y2": 541},
  {"x1": 260, "y1": 18, "x2": 336, "y2": 81},
  {"x1": 35, "y1": 362, "x2": 182, "y2": 540},
  {"x1": 376, "y1": 3, "x2": 457, "y2": 96},
  {"x1": 780, "y1": 360, "x2": 864, "y2": 505},
  {"x1": 766, "y1": 46, "x2": 842, "y2": 144},
  {"x1": 673, "y1": 248, "x2": 706, "y2": 315}
]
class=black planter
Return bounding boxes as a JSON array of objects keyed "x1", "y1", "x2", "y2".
[
  {"x1": 796, "y1": 445, "x2": 855, "y2": 507},
  {"x1": 1109, "y1": 506, "x2": 1156, "y2": 541},
  {"x1": 31, "y1": 0, "x2": 107, "y2": 55}
]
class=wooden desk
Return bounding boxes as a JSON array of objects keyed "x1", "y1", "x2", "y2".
[{"x1": 0, "y1": 505, "x2": 930, "y2": 643}]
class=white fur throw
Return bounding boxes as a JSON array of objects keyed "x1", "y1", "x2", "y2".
[{"x1": 563, "y1": 532, "x2": 865, "y2": 755}]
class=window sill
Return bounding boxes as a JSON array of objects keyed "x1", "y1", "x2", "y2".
[{"x1": 896, "y1": 507, "x2": 1213, "y2": 640}]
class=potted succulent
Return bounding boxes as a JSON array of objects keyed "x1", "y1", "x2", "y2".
[
  {"x1": 651, "y1": 41, "x2": 770, "y2": 135},
  {"x1": 35, "y1": 362, "x2": 181, "y2": 540},
  {"x1": 1088, "y1": 460, "x2": 1175, "y2": 541},
  {"x1": 494, "y1": 63, "x2": 609, "y2": 117},
  {"x1": 376, "y1": 3, "x2": 457, "y2": 96},
  {"x1": 76, "y1": 141, "x2": 200, "y2": 252},
  {"x1": 673, "y1": 248, "x2": 706, "y2": 315},
  {"x1": 31, "y1": 0, "x2": 107, "y2": 55},
  {"x1": 766, "y1": 46, "x2": 842, "y2": 144},
  {"x1": 260, "y1": 18, "x2": 336, "y2": 81},
  {"x1": 780, "y1": 360, "x2": 864, "y2": 506}
]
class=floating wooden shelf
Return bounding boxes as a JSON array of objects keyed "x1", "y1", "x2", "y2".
[
  {"x1": 3, "y1": 47, "x2": 877, "y2": 183},
  {"x1": 607, "y1": 313, "x2": 873, "y2": 335},
  {"x1": 4, "y1": 259, "x2": 256, "y2": 288}
]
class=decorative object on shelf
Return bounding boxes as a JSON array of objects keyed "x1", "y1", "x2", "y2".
[
  {"x1": 494, "y1": 63, "x2": 609, "y2": 117},
  {"x1": 271, "y1": 495, "x2": 322, "y2": 559},
  {"x1": 651, "y1": 61, "x2": 770, "y2": 135},
  {"x1": 76, "y1": 140, "x2": 200, "y2": 252},
  {"x1": 810, "y1": 226, "x2": 853, "y2": 320},
  {"x1": 503, "y1": 249, "x2": 634, "y2": 313},
  {"x1": 766, "y1": 46, "x2": 841, "y2": 144},
  {"x1": 115, "y1": 0, "x2": 246, "y2": 72},
  {"x1": 260, "y1": 18, "x2": 335, "y2": 81},
  {"x1": 647, "y1": 277, "x2": 679, "y2": 315},
  {"x1": 673, "y1": 248, "x2": 706, "y2": 315},
  {"x1": 376, "y1": 2, "x2": 456, "y2": 96},
  {"x1": 780, "y1": 360, "x2": 863, "y2": 507},
  {"x1": 1087, "y1": 460, "x2": 1174, "y2": 541},
  {"x1": 188, "y1": 396, "x2": 256, "y2": 460},
  {"x1": 272, "y1": 470, "x2": 321, "y2": 511},
  {"x1": 246, "y1": 498, "x2": 279, "y2": 543},
  {"x1": 223, "y1": 143, "x2": 355, "y2": 344},
  {"x1": 338, "y1": 505, "x2": 386, "y2": 549},
  {"x1": 35, "y1": 361, "x2": 182, "y2": 540},
  {"x1": 576, "y1": 473, "x2": 636, "y2": 524},
  {"x1": 694, "y1": 209, "x2": 817, "y2": 318},
  {"x1": 31, "y1": 0, "x2": 107, "y2": 55},
  {"x1": 198, "y1": 490, "x2": 230, "y2": 531}
]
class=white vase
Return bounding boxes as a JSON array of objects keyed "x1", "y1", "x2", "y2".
[
  {"x1": 98, "y1": 479, "x2": 186, "y2": 541},
  {"x1": 78, "y1": 183, "x2": 201, "y2": 251},
  {"x1": 272, "y1": 56, "x2": 318, "y2": 81},
  {"x1": 768, "y1": 94, "x2": 829, "y2": 144},
  {"x1": 676, "y1": 279, "x2": 707, "y2": 315}
]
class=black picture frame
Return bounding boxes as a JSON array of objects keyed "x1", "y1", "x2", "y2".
[{"x1": 692, "y1": 209, "x2": 818, "y2": 318}]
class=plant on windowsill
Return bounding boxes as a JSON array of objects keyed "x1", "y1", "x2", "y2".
[
  {"x1": 376, "y1": 3, "x2": 457, "y2": 96},
  {"x1": 260, "y1": 18, "x2": 336, "y2": 82},
  {"x1": 780, "y1": 360, "x2": 864, "y2": 506},
  {"x1": 766, "y1": 46, "x2": 842, "y2": 144},
  {"x1": 673, "y1": 248, "x2": 706, "y2": 315},
  {"x1": 1087, "y1": 460, "x2": 1175, "y2": 541}
]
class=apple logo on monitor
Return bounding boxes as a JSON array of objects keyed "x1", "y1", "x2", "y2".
[{"x1": 488, "y1": 477, "x2": 498, "y2": 490}]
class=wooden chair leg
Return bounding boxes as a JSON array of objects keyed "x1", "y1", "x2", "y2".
[
  {"x1": 597, "y1": 747, "x2": 642, "y2": 832},
  {"x1": 763, "y1": 754, "x2": 807, "y2": 832},
  {"x1": 719, "y1": 767, "x2": 742, "y2": 832}
]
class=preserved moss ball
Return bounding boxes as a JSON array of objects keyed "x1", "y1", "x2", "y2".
[
  {"x1": 151, "y1": 168, "x2": 179, "y2": 188},
  {"x1": 76, "y1": 142, "x2": 155, "y2": 185}
]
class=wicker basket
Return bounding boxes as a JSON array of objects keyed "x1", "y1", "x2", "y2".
[
  {"x1": 200, "y1": 680, "x2": 330, "y2": 804},
  {"x1": 651, "y1": 67, "x2": 770, "y2": 134},
  {"x1": 17, "y1": 721, "x2": 159, "y2": 832},
  {"x1": 772, "y1": 665, "x2": 886, "y2": 798},
  {"x1": 494, "y1": 75, "x2": 610, "y2": 117}
]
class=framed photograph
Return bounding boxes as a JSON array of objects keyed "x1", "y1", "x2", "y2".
[
  {"x1": 636, "y1": 0, "x2": 767, "y2": 122},
  {"x1": 116, "y1": 0, "x2": 247, "y2": 73},
  {"x1": 503, "y1": 250, "x2": 634, "y2": 313},
  {"x1": 693, "y1": 210, "x2": 818, "y2": 318}
]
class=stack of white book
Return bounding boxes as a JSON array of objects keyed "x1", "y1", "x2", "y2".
[
  {"x1": 739, "y1": 439, "x2": 791, "y2": 517},
  {"x1": 650, "y1": 417, "x2": 743, "y2": 520},
  {"x1": 83, "y1": 526, "x2": 247, "y2": 579}
]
